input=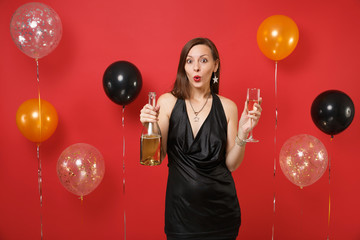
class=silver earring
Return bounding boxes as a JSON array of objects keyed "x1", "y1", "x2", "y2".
[{"x1": 212, "y1": 73, "x2": 218, "y2": 84}]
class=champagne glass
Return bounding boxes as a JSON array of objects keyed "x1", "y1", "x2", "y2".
[{"x1": 246, "y1": 88, "x2": 260, "y2": 142}]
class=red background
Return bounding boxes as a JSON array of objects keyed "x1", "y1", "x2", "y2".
[{"x1": 1, "y1": 0, "x2": 359, "y2": 239}]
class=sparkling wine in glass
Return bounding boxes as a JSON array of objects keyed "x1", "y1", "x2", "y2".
[{"x1": 246, "y1": 88, "x2": 260, "y2": 142}]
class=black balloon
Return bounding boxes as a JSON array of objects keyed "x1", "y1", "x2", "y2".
[
  {"x1": 103, "y1": 61, "x2": 142, "y2": 106},
  {"x1": 311, "y1": 90, "x2": 355, "y2": 136}
]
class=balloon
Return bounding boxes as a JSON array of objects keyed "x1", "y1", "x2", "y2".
[
  {"x1": 57, "y1": 143, "x2": 105, "y2": 198},
  {"x1": 103, "y1": 61, "x2": 142, "y2": 106},
  {"x1": 257, "y1": 15, "x2": 299, "y2": 61},
  {"x1": 16, "y1": 98, "x2": 58, "y2": 143},
  {"x1": 311, "y1": 90, "x2": 355, "y2": 136},
  {"x1": 279, "y1": 134, "x2": 328, "y2": 188},
  {"x1": 10, "y1": 2, "x2": 62, "y2": 59}
]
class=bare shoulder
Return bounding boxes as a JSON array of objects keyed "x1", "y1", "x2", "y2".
[
  {"x1": 218, "y1": 95, "x2": 238, "y2": 112},
  {"x1": 158, "y1": 92, "x2": 177, "y2": 105},
  {"x1": 158, "y1": 92, "x2": 177, "y2": 116},
  {"x1": 218, "y1": 94, "x2": 238, "y2": 121}
]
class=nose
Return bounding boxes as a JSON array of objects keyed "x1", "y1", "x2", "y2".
[{"x1": 194, "y1": 62, "x2": 200, "y2": 72}]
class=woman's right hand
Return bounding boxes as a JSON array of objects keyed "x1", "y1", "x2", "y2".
[{"x1": 140, "y1": 104, "x2": 160, "y2": 124}]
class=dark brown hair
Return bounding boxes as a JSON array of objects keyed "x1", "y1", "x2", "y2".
[{"x1": 171, "y1": 37, "x2": 220, "y2": 99}]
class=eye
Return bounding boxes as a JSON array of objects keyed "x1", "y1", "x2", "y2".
[
  {"x1": 200, "y1": 58, "x2": 208, "y2": 63},
  {"x1": 186, "y1": 58, "x2": 192, "y2": 64}
]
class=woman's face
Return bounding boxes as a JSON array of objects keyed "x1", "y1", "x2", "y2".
[{"x1": 184, "y1": 44, "x2": 219, "y2": 91}]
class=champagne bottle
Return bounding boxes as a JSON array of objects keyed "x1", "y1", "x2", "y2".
[{"x1": 140, "y1": 92, "x2": 162, "y2": 166}]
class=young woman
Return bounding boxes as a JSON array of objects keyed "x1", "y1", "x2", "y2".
[{"x1": 140, "y1": 37, "x2": 262, "y2": 240}]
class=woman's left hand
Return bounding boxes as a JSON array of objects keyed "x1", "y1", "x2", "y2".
[{"x1": 238, "y1": 98, "x2": 262, "y2": 139}]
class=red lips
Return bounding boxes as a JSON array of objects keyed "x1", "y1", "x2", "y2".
[{"x1": 194, "y1": 76, "x2": 201, "y2": 82}]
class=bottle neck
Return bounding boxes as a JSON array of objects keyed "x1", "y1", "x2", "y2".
[{"x1": 148, "y1": 92, "x2": 156, "y2": 107}]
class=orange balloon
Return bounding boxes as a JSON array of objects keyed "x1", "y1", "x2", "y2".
[
  {"x1": 257, "y1": 15, "x2": 299, "y2": 61},
  {"x1": 16, "y1": 98, "x2": 58, "y2": 143}
]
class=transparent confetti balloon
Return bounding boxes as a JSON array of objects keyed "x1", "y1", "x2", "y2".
[
  {"x1": 279, "y1": 134, "x2": 328, "y2": 188},
  {"x1": 10, "y1": 2, "x2": 62, "y2": 59},
  {"x1": 57, "y1": 143, "x2": 105, "y2": 198}
]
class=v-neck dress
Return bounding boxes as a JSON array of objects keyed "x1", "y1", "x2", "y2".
[{"x1": 165, "y1": 93, "x2": 241, "y2": 240}]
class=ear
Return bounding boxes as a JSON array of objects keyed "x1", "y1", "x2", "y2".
[{"x1": 214, "y1": 59, "x2": 219, "y2": 72}]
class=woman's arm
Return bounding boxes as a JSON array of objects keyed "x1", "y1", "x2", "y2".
[
  {"x1": 221, "y1": 96, "x2": 262, "y2": 172},
  {"x1": 140, "y1": 93, "x2": 177, "y2": 161}
]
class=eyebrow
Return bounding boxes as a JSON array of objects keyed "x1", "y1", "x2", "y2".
[{"x1": 186, "y1": 54, "x2": 209, "y2": 58}]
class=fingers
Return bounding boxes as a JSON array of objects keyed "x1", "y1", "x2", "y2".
[
  {"x1": 140, "y1": 104, "x2": 159, "y2": 123},
  {"x1": 239, "y1": 98, "x2": 263, "y2": 132},
  {"x1": 247, "y1": 102, "x2": 262, "y2": 121},
  {"x1": 253, "y1": 103, "x2": 262, "y2": 114}
]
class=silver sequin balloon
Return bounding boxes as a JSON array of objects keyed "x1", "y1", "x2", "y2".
[{"x1": 10, "y1": 2, "x2": 62, "y2": 59}]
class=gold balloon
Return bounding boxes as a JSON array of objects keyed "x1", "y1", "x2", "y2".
[
  {"x1": 16, "y1": 98, "x2": 58, "y2": 143},
  {"x1": 279, "y1": 134, "x2": 328, "y2": 188},
  {"x1": 57, "y1": 143, "x2": 105, "y2": 198},
  {"x1": 257, "y1": 15, "x2": 299, "y2": 61}
]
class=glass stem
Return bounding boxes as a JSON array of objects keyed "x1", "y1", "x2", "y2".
[{"x1": 249, "y1": 118, "x2": 253, "y2": 139}]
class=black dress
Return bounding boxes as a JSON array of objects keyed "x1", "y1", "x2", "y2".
[{"x1": 165, "y1": 93, "x2": 241, "y2": 240}]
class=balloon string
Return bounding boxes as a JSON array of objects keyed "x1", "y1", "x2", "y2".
[
  {"x1": 328, "y1": 195, "x2": 331, "y2": 240},
  {"x1": 122, "y1": 106, "x2": 126, "y2": 240},
  {"x1": 36, "y1": 58, "x2": 42, "y2": 141},
  {"x1": 300, "y1": 187, "x2": 304, "y2": 239},
  {"x1": 274, "y1": 61, "x2": 278, "y2": 108},
  {"x1": 36, "y1": 58, "x2": 40, "y2": 83},
  {"x1": 37, "y1": 144, "x2": 43, "y2": 240},
  {"x1": 36, "y1": 58, "x2": 43, "y2": 240},
  {"x1": 36, "y1": 58, "x2": 41, "y2": 102},
  {"x1": 272, "y1": 61, "x2": 278, "y2": 240},
  {"x1": 327, "y1": 139, "x2": 332, "y2": 240},
  {"x1": 80, "y1": 196, "x2": 84, "y2": 225}
]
